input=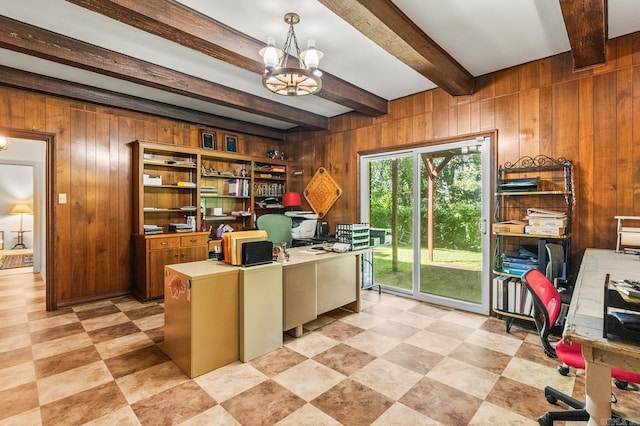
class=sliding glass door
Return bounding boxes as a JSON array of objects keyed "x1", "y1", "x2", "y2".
[{"x1": 360, "y1": 137, "x2": 491, "y2": 314}]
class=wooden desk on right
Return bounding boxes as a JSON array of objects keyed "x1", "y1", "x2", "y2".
[{"x1": 563, "y1": 248, "x2": 640, "y2": 425}]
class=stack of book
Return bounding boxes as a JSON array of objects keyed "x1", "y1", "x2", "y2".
[
  {"x1": 493, "y1": 276, "x2": 534, "y2": 316},
  {"x1": 169, "y1": 223, "x2": 193, "y2": 232},
  {"x1": 613, "y1": 279, "x2": 640, "y2": 299},
  {"x1": 223, "y1": 179, "x2": 250, "y2": 196},
  {"x1": 493, "y1": 276, "x2": 568, "y2": 325},
  {"x1": 201, "y1": 186, "x2": 218, "y2": 196},
  {"x1": 524, "y1": 208, "x2": 567, "y2": 236},
  {"x1": 500, "y1": 247, "x2": 538, "y2": 275},
  {"x1": 143, "y1": 224, "x2": 163, "y2": 235}
]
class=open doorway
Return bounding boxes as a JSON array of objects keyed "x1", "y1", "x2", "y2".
[
  {"x1": 0, "y1": 128, "x2": 52, "y2": 308},
  {"x1": 0, "y1": 164, "x2": 36, "y2": 276}
]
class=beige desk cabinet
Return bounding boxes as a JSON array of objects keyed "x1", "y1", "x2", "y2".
[
  {"x1": 283, "y1": 262, "x2": 317, "y2": 332},
  {"x1": 133, "y1": 232, "x2": 209, "y2": 301},
  {"x1": 283, "y1": 247, "x2": 366, "y2": 337},
  {"x1": 163, "y1": 261, "x2": 239, "y2": 378},
  {"x1": 239, "y1": 264, "x2": 283, "y2": 362}
]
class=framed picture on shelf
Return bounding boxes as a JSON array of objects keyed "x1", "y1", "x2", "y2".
[
  {"x1": 200, "y1": 130, "x2": 216, "y2": 150},
  {"x1": 224, "y1": 134, "x2": 238, "y2": 152}
]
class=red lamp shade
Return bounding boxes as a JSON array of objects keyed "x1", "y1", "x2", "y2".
[{"x1": 282, "y1": 192, "x2": 301, "y2": 207}]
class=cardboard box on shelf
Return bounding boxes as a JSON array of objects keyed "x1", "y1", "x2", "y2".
[
  {"x1": 492, "y1": 220, "x2": 527, "y2": 234},
  {"x1": 524, "y1": 225, "x2": 566, "y2": 236},
  {"x1": 143, "y1": 174, "x2": 162, "y2": 186}
]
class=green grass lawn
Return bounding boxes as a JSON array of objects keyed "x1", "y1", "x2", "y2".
[{"x1": 373, "y1": 245, "x2": 482, "y2": 303}]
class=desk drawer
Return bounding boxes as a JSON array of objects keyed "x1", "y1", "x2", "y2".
[
  {"x1": 149, "y1": 237, "x2": 180, "y2": 250},
  {"x1": 181, "y1": 235, "x2": 208, "y2": 247}
]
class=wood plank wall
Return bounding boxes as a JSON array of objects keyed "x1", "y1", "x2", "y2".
[
  {"x1": 1, "y1": 31, "x2": 640, "y2": 306},
  {"x1": 0, "y1": 93, "x2": 280, "y2": 308},
  {"x1": 286, "y1": 32, "x2": 640, "y2": 276}
]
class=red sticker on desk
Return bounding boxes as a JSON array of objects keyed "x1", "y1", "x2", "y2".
[{"x1": 168, "y1": 275, "x2": 186, "y2": 299}]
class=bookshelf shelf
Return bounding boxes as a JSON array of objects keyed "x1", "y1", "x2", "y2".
[{"x1": 493, "y1": 155, "x2": 575, "y2": 333}]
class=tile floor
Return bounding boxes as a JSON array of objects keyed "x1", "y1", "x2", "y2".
[{"x1": 1, "y1": 272, "x2": 639, "y2": 425}]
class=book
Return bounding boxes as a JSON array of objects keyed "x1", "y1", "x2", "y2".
[
  {"x1": 526, "y1": 208, "x2": 567, "y2": 218},
  {"x1": 614, "y1": 280, "x2": 640, "y2": 298},
  {"x1": 528, "y1": 217, "x2": 568, "y2": 227},
  {"x1": 525, "y1": 225, "x2": 566, "y2": 236},
  {"x1": 224, "y1": 179, "x2": 239, "y2": 196},
  {"x1": 522, "y1": 288, "x2": 534, "y2": 316}
]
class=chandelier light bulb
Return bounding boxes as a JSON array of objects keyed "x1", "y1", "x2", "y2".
[
  {"x1": 300, "y1": 39, "x2": 323, "y2": 70},
  {"x1": 0, "y1": 135, "x2": 9, "y2": 151},
  {"x1": 259, "y1": 37, "x2": 283, "y2": 69}
]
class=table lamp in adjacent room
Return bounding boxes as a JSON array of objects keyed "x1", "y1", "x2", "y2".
[
  {"x1": 282, "y1": 192, "x2": 301, "y2": 210},
  {"x1": 11, "y1": 203, "x2": 32, "y2": 249}
]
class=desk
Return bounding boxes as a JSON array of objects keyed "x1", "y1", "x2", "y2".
[
  {"x1": 162, "y1": 247, "x2": 368, "y2": 377},
  {"x1": 564, "y1": 248, "x2": 640, "y2": 425}
]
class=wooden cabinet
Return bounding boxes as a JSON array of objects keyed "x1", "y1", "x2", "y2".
[
  {"x1": 253, "y1": 160, "x2": 287, "y2": 217},
  {"x1": 492, "y1": 155, "x2": 574, "y2": 332},
  {"x1": 201, "y1": 152, "x2": 253, "y2": 230},
  {"x1": 132, "y1": 141, "x2": 201, "y2": 234},
  {"x1": 134, "y1": 233, "x2": 209, "y2": 300},
  {"x1": 131, "y1": 140, "x2": 289, "y2": 300}
]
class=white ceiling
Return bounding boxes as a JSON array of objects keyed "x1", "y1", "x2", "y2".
[{"x1": 1, "y1": 0, "x2": 640, "y2": 131}]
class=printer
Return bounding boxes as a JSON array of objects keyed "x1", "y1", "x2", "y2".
[{"x1": 285, "y1": 211, "x2": 319, "y2": 239}]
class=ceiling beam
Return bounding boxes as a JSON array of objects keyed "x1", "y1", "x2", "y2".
[
  {"x1": 318, "y1": 0, "x2": 475, "y2": 96},
  {"x1": 65, "y1": 0, "x2": 389, "y2": 117},
  {"x1": 0, "y1": 16, "x2": 328, "y2": 130},
  {"x1": 559, "y1": 0, "x2": 607, "y2": 69},
  {"x1": 0, "y1": 65, "x2": 286, "y2": 140}
]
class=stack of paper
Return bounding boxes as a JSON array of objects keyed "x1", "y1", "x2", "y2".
[
  {"x1": 524, "y1": 208, "x2": 567, "y2": 235},
  {"x1": 614, "y1": 280, "x2": 640, "y2": 299},
  {"x1": 143, "y1": 224, "x2": 163, "y2": 234}
]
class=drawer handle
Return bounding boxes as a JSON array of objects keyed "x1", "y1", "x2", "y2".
[
  {"x1": 161, "y1": 242, "x2": 169, "y2": 246},
  {"x1": 180, "y1": 253, "x2": 185, "y2": 258},
  {"x1": 189, "y1": 239, "x2": 197, "y2": 243}
]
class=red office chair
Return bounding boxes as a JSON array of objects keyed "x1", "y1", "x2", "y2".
[{"x1": 521, "y1": 269, "x2": 640, "y2": 426}]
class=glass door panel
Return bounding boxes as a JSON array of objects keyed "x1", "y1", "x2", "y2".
[
  {"x1": 367, "y1": 154, "x2": 414, "y2": 294},
  {"x1": 417, "y1": 144, "x2": 483, "y2": 305},
  {"x1": 361, "y1": 138, "x2": 490, "y2": 315}
]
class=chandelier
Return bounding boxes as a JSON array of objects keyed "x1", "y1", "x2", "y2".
[
  {"x1": 0, "y1": 135, "x2": 9, "y2": 151},
  {"x1": 259, "y1": 13, "x2": 323, "y2": 96}
]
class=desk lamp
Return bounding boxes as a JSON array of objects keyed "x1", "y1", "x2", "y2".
[
  {"x1": 10, "y1": 203, "x2": 32, "y2": 249},
  {"x1": 282, "y1": 192, "x2": 301, "y2": 210}
]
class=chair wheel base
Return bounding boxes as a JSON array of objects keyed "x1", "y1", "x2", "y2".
[
  {"x1": 614, "y1": 379, "x2": 628, "y2": 390},
  {"x1": 538, "y1": 414, "x2": 551, "y2": 426}
]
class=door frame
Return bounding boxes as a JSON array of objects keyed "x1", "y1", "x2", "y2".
[
  {"x1": 0, "y1": 127, "x2": 57, "y2": 310},
  {"x1": 358, "y1": 132, "x2": 496, "y2": 315}
]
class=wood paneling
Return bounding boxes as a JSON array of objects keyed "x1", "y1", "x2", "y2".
[
  {"x1": 4, "y1": 31, "x2": 640, "y2": 305},
  {"x1": 0, "y1": 87, "x2": 281, "y2": 308},
  {"x1": 289, "y1": 31, "x2": 640, "y2": 283}
]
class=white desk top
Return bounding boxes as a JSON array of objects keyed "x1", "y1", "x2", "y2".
[
  {"x1": 564, "y1": 248, "x2": 640, "y2": 371},
  {"x1": 165, "y1": 246, "x2": 371, "y2": 277}
]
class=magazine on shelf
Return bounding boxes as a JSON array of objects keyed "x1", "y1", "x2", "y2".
[{"x1": 525, "y1": 208, "x2": 566, "y2": 219}]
